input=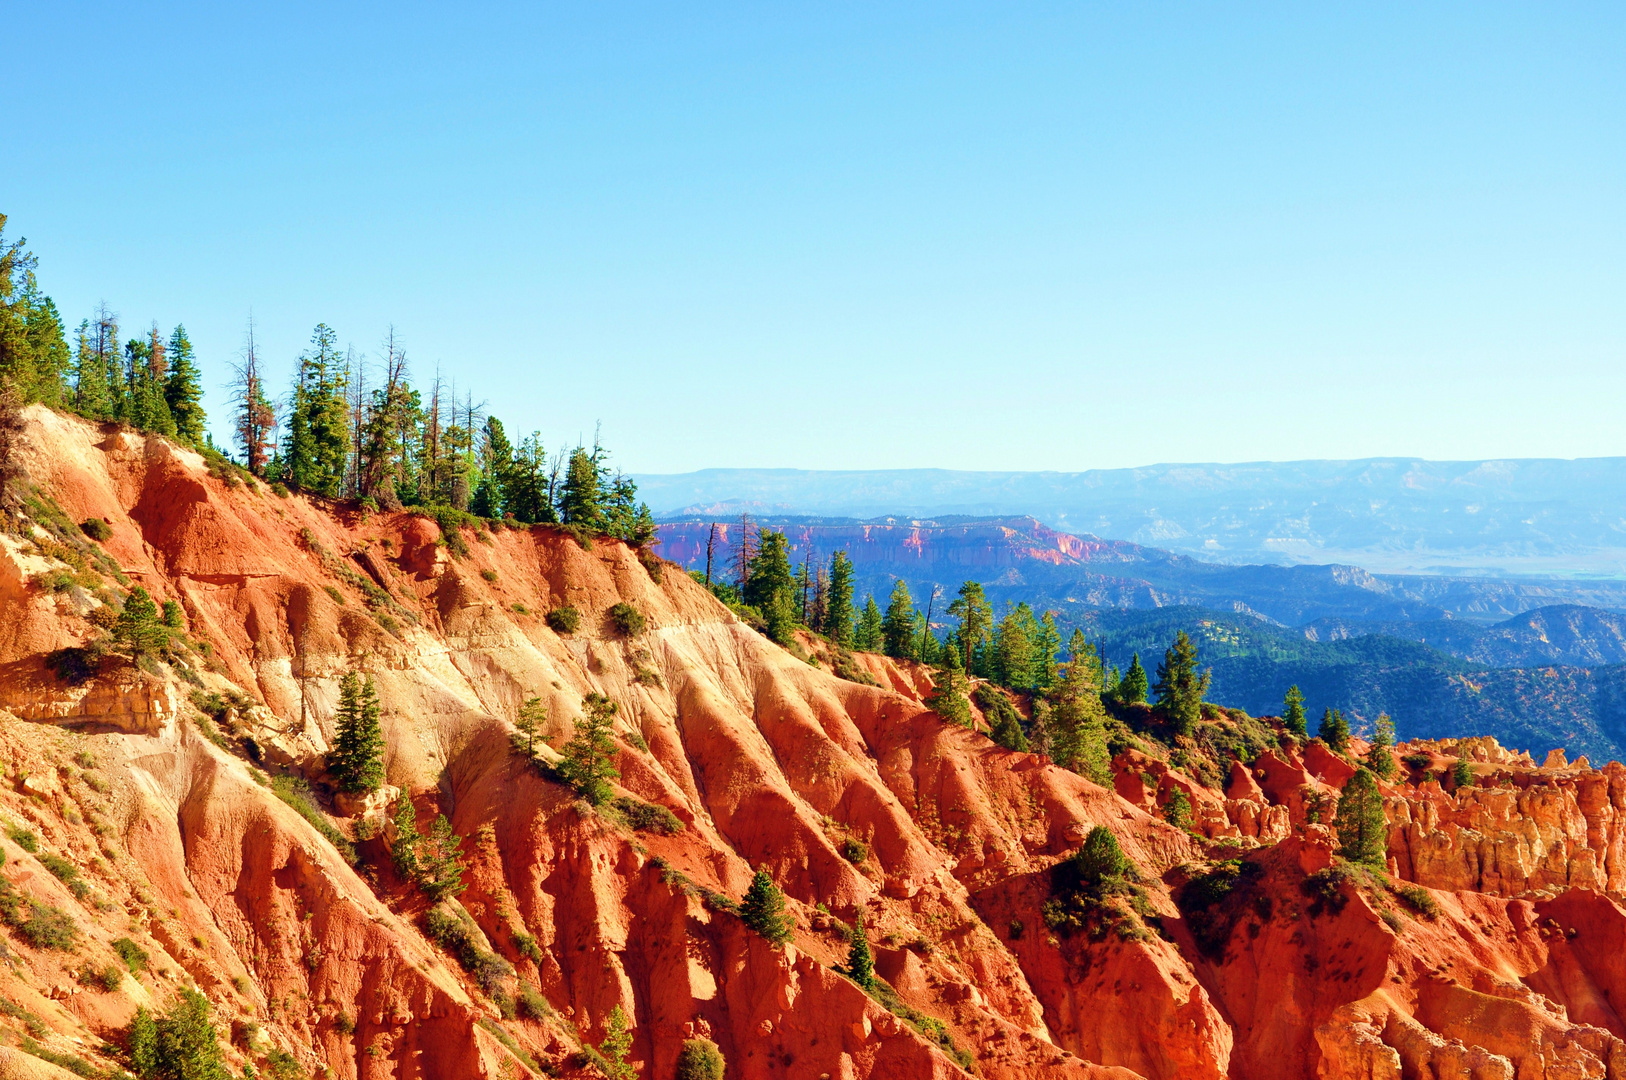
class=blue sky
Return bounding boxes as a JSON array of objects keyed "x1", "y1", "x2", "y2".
[{"x1": 8, "y1": 3, "x2": 1625, "y2": 472}]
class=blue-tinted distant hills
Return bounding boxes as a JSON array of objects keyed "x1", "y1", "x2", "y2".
[{"x1": 634, "y1": 457, "x2": 1626, "y2": 577}]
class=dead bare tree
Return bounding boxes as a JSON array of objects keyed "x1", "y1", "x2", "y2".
[{"x1": 228, "y1": 315, "x2": 277, "y2": 475}]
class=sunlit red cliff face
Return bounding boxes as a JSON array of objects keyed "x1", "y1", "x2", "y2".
[{"x1": 1, "y1": 405, "x2": 1625, "y2": 1079}]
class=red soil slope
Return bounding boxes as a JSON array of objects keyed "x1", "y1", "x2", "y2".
[{"x1": 0, "y1": 406, "x2": 1623, "y2": 1079}]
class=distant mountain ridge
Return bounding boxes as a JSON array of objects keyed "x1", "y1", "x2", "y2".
[
  {"x1": 655, "y1": 514, "x2": 1626, "y2": 628},
  {"x1": 636, "y1": 457, "x2": 1626, "y2": 576}
]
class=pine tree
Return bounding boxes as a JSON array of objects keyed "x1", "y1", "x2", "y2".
[
  {"x1": 1118, "y1": 652, "x2": 1149, "y2": 705},
  {"x1": 1047, "y1": 634, "x2": 1110, "y2": 783},
  {"x1": 114, "y1": 587, "x2": 168, "y2": 657},
  {"x1": 987, "y1": 696, "x2": 1029, "y2": 752},
  {"x1": 1153, "y1": 631, "x2": 1209, "y2": 736},
  {"x1": 514, "y1": 694, "x2": 546, "y2": 755},
  {"x1": 416, "y1": 814, "x2": 466, "y2": 901},
  {"x1": 559, "y1": 445, "x2": 604, "y2": 529},
  {"x1": 559, "y1": 693, "x2": 621, "y2": 805},
  {"x1": 472, "y1": 416, "x2": 513, "y2": 517},
  {"x1": 823, "y1": 551, "x2": 855, "y2": 647},
  {"x1": 286, "y1": 324, "x2": 350, "y2": 496},
  {"x1": 73, "y1": 320, "x2": 112, "y2": 419},
  {"x1": 992, "y1": 602, "x2": 1038, "y2": 689},
  {"x1": 163, "y1": 325, "x2": 206, "y2": 444},
  {"x1": 330, "y1": 671, "x2": 385, "y2": 793},
  {"x1": 855, "y1": 596, "x2": 883, "y2": 651},
  {"x1": 1033, "y1": 612, "x2": 1061, "y2": 692},
  {"x1": 597, "y1": 1005, "x2": 636, "y2": 1080},
  {"x1": 391, "y1": 801, "x2": 422, "y2": 881},
  {"x1": 846, "y1": 913, "x2": 874, "y2": 990},
  {"x1": 739, "y1": 867, "x2": 793, "y2": 945},
  {"x1": 1071, "y1": 825, "x2": 1131, "y2": 892},
  {"x1": 1451, "y1": 757, "x2": 1475, "y2": 790},
  {"x1": 744, "y1": 531, "x2": 798, "y2": 645},
  {"x1": 924, "y1": 646, "x2": 973, "y2": 728},
  {"x1": 1335, "y1": 767, "x2": 1388, "y2": 867},
  {"x1": 1366, "y1": 713, "x2": 1396, "y2": 779},
  {"x1": 1283, "y1": 685, "x2": 1308, "y2": 737},
  {"x1": 1319, "y1": 708, "x2": 1350, "y2": 754},
  {"x1": 881, "y1": 580, "x2": 915, "y2": 659},
  {"x1": 128, "y1": 987, "x2": 229, "y2": 1080},
  {"x1": 947, "y1": 581, "x2": 993, "y2": 674}
]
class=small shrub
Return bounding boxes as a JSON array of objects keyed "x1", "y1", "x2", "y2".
[
  {"x1": 511, "y1": 931, "x2": 543, "y2": 963},
  {"x1": 545, "y1": 605, "x2": 580, "y2": 634},
  {"x1": 480, "y1": 569, "x2": 498, "y2": 582},
  {"x1": 512, "y1": 603, "x2": 530, "y2": 616},
  {"x1": 1402, "y1": 753, "x2": 1433, "y2": 772},
  {"x1": 1008, "y1": 918, "x2": 1023, "y2": 940},
  {"x1": 45, "y1": 648, "x2": 98, "y2": 686},
  {"x1": 840, "y1": 837, "x2": 869, "y2": 865},
  {"x1": 77, "y1": 962, "x2": 123, "y2": 992},
  {"x1": 40, "y1": 854, "x2": 89, "y2": 899},
  {"x1": 17, "y1": 901, "x2": 80, "y2": 950},
  {"x1": 608, "y1": 602, "x2": 646, "y2": 637},
  {"x1": 1163, "y1": 788, "x2": 1193, "y2": 831},
  {"x1": 7, "y1": 827, "x2": 38, "y2": 854},
  {"x1": 1302, "y1": 865, "x2": 1353, "y2": 917},
  {"x1": 674, "y1": 1037, "x2": 725, "y2": 1080},
  {"x1": 1380, "y1": 909, "x2": 1404, "y2": 933},
  {"x1": 270, "y1": 775, "x2": 357, "y2": 864},
  {"x1": 516, "y1": 982, "x2": 550, "y2": 1020},
  {"x1": 610, "y1": 796, "x2": 684, "y2": 835},
  {"x1": 423, "y1": 907, "x2": 513, "y2": 1002},
  {"x1": 636, "y1": 548, "x2": 664, "y2": 584},
  {"x1": 266, "y1": 1048, "x2": 305, "y2": 1079},
  {"x1": 323, "y1": 585, "x2": 346, "y2": 606},
  {"x1": 79, "y1": 519, "x2": 112, "y2": 542},
  {"x1": 631, "y1": 665, "x2": 663, "y2": 688},
  {"x1": 333, "y1": 1012, "x2": 355, "y2": 1035},
  {"x1": 270, "y1": 482, "x2": 290, "y2": 498},
  {"x1": 1394, "y1": 882, "x2": 1439, "y2": 919}
]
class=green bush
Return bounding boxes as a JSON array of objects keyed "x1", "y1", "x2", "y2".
[
  {"x1": 840, "y1": 837, "x2": 869, "y2": 865},
  {"x1": 40, "y1": 853, "x2": 89, "y2": 898},
  {"x1": 1394, "y1": 882, "x2": 1439, "y2": 919},
  {"x1": 77, "y1": 962, "x2": 123, "y2": 992},
  {"x1": 480, "y1": 569, "x2": 498, "y2": 582},
  {"x1": 112, "y1": 936, "x2": 149, "y2": 974},
  {"x1": 610, "y1": 797, "x2": 683, "y2": 835},
  {"x1": 17, "y1": 901, "x2": 79, "y2": 950},
  {"x1": 127, "y1": 988, "x2": 227, "y2": 1079},
  {"x1": 6, "y1": 826, "x2": 38, "y2": 854},
  {"x1": 79, "y1": 519, "x2": 112, "y2": 542},
  {"x1": 675, "y1": 1037, "x2": 726, "y2": 1080},
  {"x1": 545, "y1": 605, "x2": 580, "y2": 633},
  {"x1": 423, "y1": 907, "x2": 512, "y2": 1002},
  {"x1": 608, "y1": 602, "x2": 646, "y2": 637},
  {"x1": 270, "y1": 775, "x2": 357, "y2": 864},
  {"x1": 270, "y1": 482, "x2": 290, "y2": 498}
]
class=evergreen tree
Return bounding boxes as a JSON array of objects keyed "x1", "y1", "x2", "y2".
[
  {"x1": 1153, "y1": 630, "x2": 1209, "y2": 736},
  {"x1": 987, "y1": 695, "x2": 1029, "y2": 752},
  {"x1": 474, "y1": 416, "x2": 514, "y2": 517},
  {"x1": 1047, "y1": 634, "x2": 1110, "y2": 783},
  {"x1": 1283, "y1": 685, "x2": 1308, "y2": 737},
  {"x1": 1335, "y1": 767, "x2": 1388, "y2": 867},
  {"x1": 597, "y1": 1006, "x2": 636, "y2": 1080},
  {"x1": 391, "y1": 801, "x2": 422, "y2": 881},
  {"x1": 1451, "y1": 757, "x2": 1475, "y2": 790},
  {"x1": 330, "y1": 671, "x2": 385, "y2": 793},
  {"x1": 1118, "y1": 652, "x2": 1149, "y2": 705},
  {"x1": 73, "y1": 320, "x2": 112, "y2": 419},
  {"x1": 559, "y1": 693, "x2": 621, "y2": 805},
  {"x1": 846, "y1": 913, "x2": 874, "y2": 990},
  {"x1": 0, "y1": 219, "x2": 71, "y2": 407},
  {"x1": 1070, "y1": 825, "x2": 1131, "y2": 891},
  {"x1": 416, "y1": 814, "x2": 466, "y2": 901},
  {"x1": 286, "y1": 324, "x2": 350, "y2": 496},
  {"x1": 992, "y1": 602, "x2": 1037, "y2": 689},
  {"x1": 823, "y1": 551, "x2": 855, "y2": 647},
  {"x1": 744, "y1": 530, "x2": 798, "y2": 645},
  {"x1": 923, "y1": 646, "x2": 973, "y2": 728},
  {"x1": 1163, "y1": 788, "x2": 1193, "y2": 830},
  {"x1": 127, "y1": 987, "x2": 230, "y2": 1080},
  {"x1": 505, "y1": 433, "x2": 554, "y2": 523},
  {"x1": 559, "y1": 445, "x2": 605, "y2": 528},
  {"x1": 947, "y1": 581, "x2": 993, "y2": 674},
  {"x1": 881, "y1": 580, "x2": 916, "y2": 659},
  {"x1": 739, "y1": 867, "x2": 793, "y2": 945},
  {"x1": 1366, "y1": 713, "x2": 1396, "y2": 779},
  {"x1": 855, "y1": 596, "x2": 884, "y2": 651},
  {"x1": 163, "y1": 325, "x2": 205, "y2": 444},
  {"x1": 1319, "y1": 708, "x2": 1350, "y2": 754},
  {"x1": 114, "y1": 587, "x2": 169, "y2": 657},
  {"x1": 514, "y1": 694, "x2": 546, "y2": 755},
  {"x1": 1033, "y1": 611, "x2": 1061, "y2": 692}
]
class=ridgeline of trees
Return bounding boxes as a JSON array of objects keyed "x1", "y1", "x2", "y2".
[{"x1": 0, "y1": 216, "x2": 653, "y2": 544}]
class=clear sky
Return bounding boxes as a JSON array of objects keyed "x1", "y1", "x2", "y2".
[{"x1": 8, "y1": 3, "x2": 1625, "y2": 473}]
